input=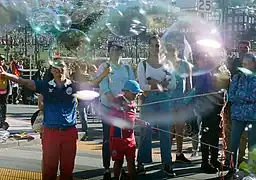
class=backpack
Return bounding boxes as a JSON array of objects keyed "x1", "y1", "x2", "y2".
[{"x1": 143, "y1": 60, "x2": 147, "y2": 75}]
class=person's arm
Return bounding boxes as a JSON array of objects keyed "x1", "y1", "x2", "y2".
[
  {"x1": 164, "y1": 72, "x2": 176, "y2": 91},
  {"x1": 2, "y1": 69, "x2": 36, "y2": 91},
  {"x1": 229, "y1": 75, "x2": 244, "y2": 104},
  {"x1": 90, "y1": 66, "x2": 111, "y2": 86},
  {"x1": 38, "y1": 94, "x2": 43, "y2": 110},
  {"x1": 98, "y1": 74, "x2": 115, "y2": 102},
  {"x1": 185, "y1": 62, "x2": 193, "y2": 92},
  {"x1": 95, "y1": 63, "x2": 106, "y2": 78}
]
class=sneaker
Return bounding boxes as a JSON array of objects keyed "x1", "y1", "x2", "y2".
[
  {"x1": 163, "y1": 164, "x2": 176, "y2": 177},
  {"x1": 176, "y1": 153, "x2": 191, "y2": 163},
  {"x1": 80, "y1": 133, "x2": 88, "y2": 141},
  {"x1": 103, "y1": 169, "x2": 111, "y2": 180},
  {"x1": 201, "y1": 163, "x2": 218, "y2": 174},
  {"x1": 137, "y1": 163, "x2": 146, "y2": 175}
]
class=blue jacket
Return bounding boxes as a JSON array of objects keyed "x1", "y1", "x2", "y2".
[
  {"x1": 229, "y1": 74, "x2": 256, "y2": 121},
  {"x1": 193, "y1": 73, "x2": 213, "y2": 95}
]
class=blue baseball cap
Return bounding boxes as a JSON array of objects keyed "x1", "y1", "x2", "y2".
[{"x1": 123, "y1": 80, "x2": 143, "y2": 94}]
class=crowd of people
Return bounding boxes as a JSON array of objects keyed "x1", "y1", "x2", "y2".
[{"x1": 0, "y1": 33, "x2": 255, "y2": 180}]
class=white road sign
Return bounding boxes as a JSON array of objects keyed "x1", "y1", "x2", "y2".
[{"x1": 198, "y1": 0, "x2": 212, "y2": 12}]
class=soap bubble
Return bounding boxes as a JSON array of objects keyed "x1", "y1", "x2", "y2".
[
  {"x1": 161, "y1": 15, "x2": 226, "y2": 77},
  {"x1": 10, "y1": 0, "x2": 38, "y2": 16},
  {"x1": 54, "y1": 14, "x2": 72, "y2": 32},
  {"x1": 106, "y1": 1, "x2": 148, "y2": 37},
  {"x1": 70, "y1": 8, "x2": 89, "y2": 24},
  {"x1": 48, "y1": 29, "x2": 91, "y2": 61},
  {"x1": 28, "y1": 8, "x2": 56, "y2": 34}
]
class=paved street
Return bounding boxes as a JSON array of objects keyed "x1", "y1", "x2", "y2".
[{"x1": 0, "y1": 104, "x2": 225, "y2": 179}]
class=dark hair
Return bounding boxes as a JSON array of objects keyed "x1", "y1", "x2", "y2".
[
  {"x1": 107, "y1": 41, "x2": 123, "y2": 53},
  {"x1": 148, "y1": 35, "x2": 160, "y2": 44}
]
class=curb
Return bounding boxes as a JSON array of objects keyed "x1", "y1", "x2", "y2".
[
  {"x1": 1, "y1": 132, "x2": 86, "y2": 149},
  {"x1": 1, "y1": 138, "x2": 41, "y2": 149}
]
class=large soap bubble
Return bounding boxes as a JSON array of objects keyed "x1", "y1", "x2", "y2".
[
  {"x1": 49, "y1": 29, "x2": 91, "y2": 61},
  {"x1": 161, "y1": 15, "x2": 226, "y2": 77},
  {"x1": 54, "y1": 14, "x2": 72, "y2": 32},
  {"x1": 28, "y1": 8, "x2": 56, "y2": 34},
  {"x1": 106, "y1": 1, "x2": 148, "y2": 37}
]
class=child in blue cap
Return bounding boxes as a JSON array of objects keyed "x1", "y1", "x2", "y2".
[{"x1": 108, "y1": 80, "x2": 143, "y2": 180}]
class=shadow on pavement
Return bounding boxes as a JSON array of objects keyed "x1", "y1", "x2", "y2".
[{"x1": 73, "y1": 162, "x2": 222, "y2": 180}]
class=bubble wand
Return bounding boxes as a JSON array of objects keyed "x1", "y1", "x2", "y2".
[
  {"x1": 137, "y1": 89, "x2": 226, "y2": 107},
  {"x1": 135, "y1": 118, "x2": 234, "y2": 156}
]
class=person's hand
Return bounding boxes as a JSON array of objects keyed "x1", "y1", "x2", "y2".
[
  {"x1": 0, "y1": 66, "x2": 6, "y2": 78},
  {"x1": 161, "y1": 79, "x2": 169, "y2": 88},
  {"x1": 103, "y1": 66, "x2": 112, "y2": 76},
  {"x1": 148, "y1": 79, "x2": 161, "y2": 90}
]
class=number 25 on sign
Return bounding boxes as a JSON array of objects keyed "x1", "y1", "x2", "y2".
[{"x1": 198, "y1": 0, "x2": 212, "y2": 12}]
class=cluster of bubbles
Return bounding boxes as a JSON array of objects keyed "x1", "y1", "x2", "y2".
[
  {"x1": 161, "y1": 15, "x2": 227, "y2": 77},
  {"x1": 3, "y1": 0, "x2": 227, "y2": 76},
  {"x1": 3, "y1": 0, "x2": 151, "y2": 62}
]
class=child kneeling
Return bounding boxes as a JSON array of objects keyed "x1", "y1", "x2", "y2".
[{"x1": 109, "y1": 80, "x2": 143, "y2": 180}]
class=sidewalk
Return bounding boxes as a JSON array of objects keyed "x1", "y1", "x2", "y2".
[{"x1": 0, "y1": 104, "x2": 226, "y2": 179}]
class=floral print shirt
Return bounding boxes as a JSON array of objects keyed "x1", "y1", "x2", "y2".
[{"x1": 229, "y1": 74, "x2": 256, "y2": 121}]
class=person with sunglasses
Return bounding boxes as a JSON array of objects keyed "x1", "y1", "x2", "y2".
[
  {"x1": 96, "y1": 41, "x2": 135, "y2": 180},
  {"x1": 137, "y1": 35, "x2": 177, "y2": 177}
]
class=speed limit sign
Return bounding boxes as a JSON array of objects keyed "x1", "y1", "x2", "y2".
[{"x1": 198, "y1": 0, "x2": 212, "y2": 12}]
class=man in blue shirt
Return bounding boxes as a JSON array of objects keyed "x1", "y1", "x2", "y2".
[
  {"x1": 0, "y1": 58, "x2": 83, "y2": 180},
  {"x1": 96, "y1": 41, "x2": 135, "y2": 180}
]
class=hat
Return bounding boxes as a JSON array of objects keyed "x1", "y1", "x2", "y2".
[
  {"x1": 123, "y1": 80, "x2": 143, "y2": 94},
  {"x1": 108, "y1": 41, "x2": 123, "y2": 52},
  {"x1": 49, "y1": 58, "x2": 66, "y2": 69},
  {"x1": 0, "y1": 54, "x2": 5, "y2": 60}
]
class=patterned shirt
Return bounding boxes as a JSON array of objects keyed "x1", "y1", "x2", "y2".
[{"x1": 229, "y1": 74, "x2": 256, "y2": 121}]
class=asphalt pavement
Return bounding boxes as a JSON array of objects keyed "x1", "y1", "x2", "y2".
[{"x1": 0, "y1": 104, "x2": 225, "y2": 180}]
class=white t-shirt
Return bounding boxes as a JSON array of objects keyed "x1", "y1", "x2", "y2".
[{"x1": 137, "y1": 61, "x2": 176, "y2": 91}]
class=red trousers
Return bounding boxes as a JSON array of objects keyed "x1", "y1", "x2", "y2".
[{"x1": 42, "y1": 127, "x2": 78, "y2": 180}]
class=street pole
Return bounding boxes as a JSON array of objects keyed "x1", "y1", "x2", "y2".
[
  {"x1": 5, "y1": 33, "x2": 9, "y2": 61},
  {"x1": 34, "y1": 32, "x2": 38, "y2": 67},
  {"x1": 135, "y1": 35, "x2": 138, "y2": 64},
  {"x1": 24, "y1": 24, "x2": 28, "y2": 57},
  {"x1": 221, "y1": 0, "x2": 230, "y2": 47}
]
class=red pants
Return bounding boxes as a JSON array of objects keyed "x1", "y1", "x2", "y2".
[
  {"x1": 42, "y1": 127, "x2": 78, "y2": 180},
  {"x1": 110, "y1": 137, "x2": 136, "y2": 161}
]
